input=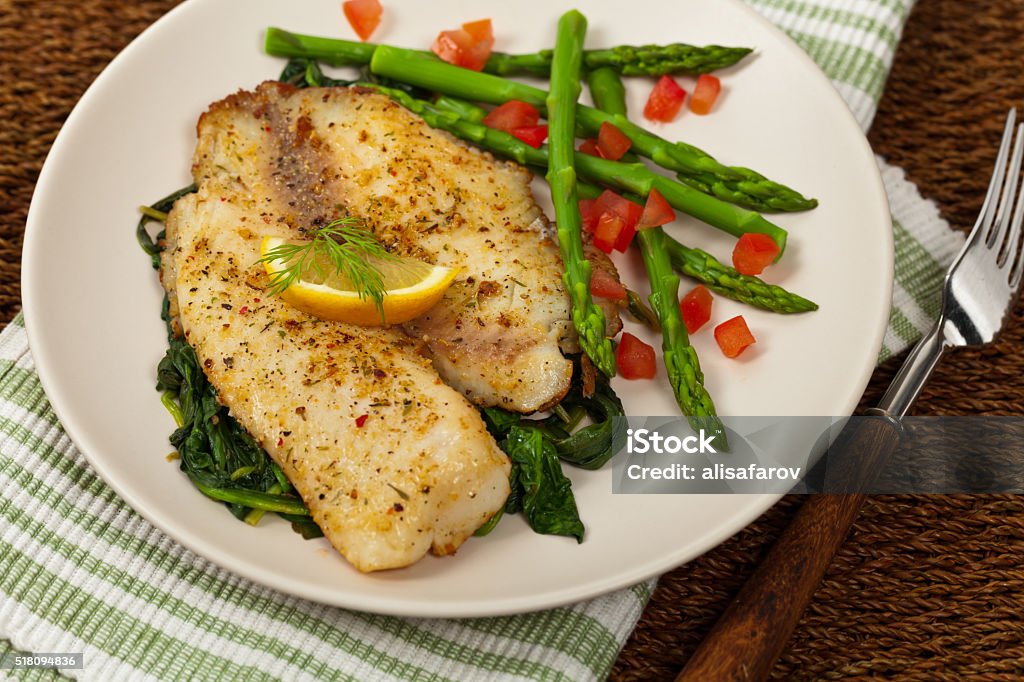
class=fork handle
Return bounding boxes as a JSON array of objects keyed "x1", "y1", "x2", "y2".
[
  {"x1": 877, "y1": 321, "x2": 946, "y2": 417},
  {"x1": 675, "y1": 416, "x2": 902, "y2": 682}
]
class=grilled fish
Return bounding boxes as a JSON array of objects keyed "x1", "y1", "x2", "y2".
[
  {"x1": 162, "y1": 83, "x2": 513, "y2": 572},
  {"x1": 219, "y1": 82, "x2": 586, "y2": 412}
]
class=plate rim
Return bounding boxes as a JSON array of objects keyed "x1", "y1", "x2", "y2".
[{"x1": 21, "y1": 0, "x2": 893, "y2": 617}]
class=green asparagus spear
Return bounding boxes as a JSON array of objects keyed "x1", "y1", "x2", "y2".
[
  {"x1": 636, "y1": 227, "x2": 727, "y2": 448},
  {"x1": 265, "y1": 27, "x2": 751, "y2": 77},
  {"x1": 432, "y1": 95, "x2": 488, "y2": 123},
  {"x1": 367, "y1": 44, "x2": 816, "y2": 213},
  {"x1": 546, "y1": 10, "x2": 616, "y2": 377},
  {"x1": 360, "y1": 83, "x2": 787, "y2": 252},
  {"x1": 577, "y1": 179, "x2": 635, "y2": 203},
  {"x1": 488, "y1": 43, "x2": 752, "y2": 78},
  {"x1": 664, "y1": 235, "x2": 817, "y2": 313},
  {"x1": 586, "y1": 66, "x2": 628, "y2": 117},
  {"x1": 267, "y1": 27, "x2": 377, "y2": 65}
]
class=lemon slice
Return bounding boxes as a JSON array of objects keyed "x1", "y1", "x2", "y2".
[{"x1": 260, "y1": 236, "x2": 459, "y2": 326}]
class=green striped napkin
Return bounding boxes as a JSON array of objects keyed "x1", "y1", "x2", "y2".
[{"x1": 0, "y1": 0, "x2": 962, "y2": 679}]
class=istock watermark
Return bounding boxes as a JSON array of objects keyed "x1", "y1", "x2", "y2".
[
  {"x1": 611, "y1": 416, "x2": 1024, "y2": 494},
  {"x1": 626, "y1": 427, "x2": 719, "y2": 455}
]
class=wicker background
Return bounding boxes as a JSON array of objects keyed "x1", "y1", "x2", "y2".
[{"x1": 1, "y1": 0, "x2": 1022, "y2": 679}]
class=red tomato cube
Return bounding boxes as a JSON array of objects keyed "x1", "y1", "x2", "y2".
[
  {"x1": 482, "y1": 100, "x2": 540, "y2": 133},
  {"x1": 431, "y1": 20, "x2": 494, "y2": 72},
  {"x1": 578, "y1": 138, "x2": 602, "y2": 157},
  {"x1": 597, "y1": 122, "x2": 632, "y2": 161},
  {"x1": 461, "y1": 38, "x2": 495, "y2": 72},
  {"x1": 637, "y1": 188, "x2": 676, "y2": 229},
  {"x1": 732, "y1": 233, "x2": 781, "y2": 275},
  {"x1": 459, "y1": 18, "x2": 494, "y2": 68},
  {"x1": 589, "y1": 266, "x2": 627, "y2": 301},
  {"x1": 643, "y1": 75, "x2": 687, "y2": 123},
  {"x1": 680, "y1": 285, "x2": 713, "y2": 334},
  {"x1": 714, "y1": 316, "x2": 756, "y2": 358},
  {"x1": 593, "y1": 212, "x2": 624, "y2": 254},
  {"x1": 343, "y1": 0, "x2": 382, "y2": 42},
  {"x1": 592, "y1": 190, "x2": 643, "y2": 252},
  {"x1": 613, "y1": 219, "x2": 637, "y2": 253},
  {"x1": 461, "y1": 18, "x2": 493, "y2": 45},
  {"x1": 690, "y1": 74, "x2": 721, "y2": 115},
  {"x1": 579, "y1": 198, "x2": 599, "y2": 232},
  {"x1": 617, "y1": 332, "x2": 657, "y2": 379},
  {"x1": 510, "y1": 124, "x2": 548, "y2": 148},
  {"x1": 594, "y1": 190, "x2": 643, "y2": 227},
  {"x1": 432, "y1": 30, "x2": 474, "y2": 67}
]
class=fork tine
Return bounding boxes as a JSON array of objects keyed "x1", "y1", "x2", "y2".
[
  {"x1": 1008, "y1": 147, "x2": 1024, "y2": 289},
  {"x1": 992, "y1": 122, "x2": 1024, "y2": 257},
  {"x1": 971, "y1": 109, "x2": 1017, "y2": 248}
]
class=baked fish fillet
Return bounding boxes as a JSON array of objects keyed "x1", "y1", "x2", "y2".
[
  {"x1": 215, "y1": 82, "x2": 579, "y2": 412},
  {"x1": 161, "y1": 84, "x2": 511, "y2": 572}
]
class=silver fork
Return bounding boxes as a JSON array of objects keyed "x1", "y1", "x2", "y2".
[
  {"x1": 678, "y1": 109, "x2": 1024, "y2": 682},
  {"x1": 877, "y1": 108, "x2": 1024, "y2": 418}
]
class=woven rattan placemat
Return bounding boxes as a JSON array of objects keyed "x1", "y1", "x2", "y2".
[{"x1": 2, "y1": 1, "x2": 1022, "y2": 679}]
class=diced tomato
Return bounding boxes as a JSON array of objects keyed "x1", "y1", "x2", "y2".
[
  {"x1": 343, "y1": 0, "x2": 382, "y2": 41},
  {"x1": 690, "y1": 74, "x2": 721, "y2": 115},
  {"x1": 579, "y1": 198, "x2": 599, "y2": 232},
  {"x1": 578, "y1": 138, "x2": 602, "y2": 157},
  {"x1": 432, "y1": 30, "x2": 475, "y2": 67},
  {"x1": 637, "y1": 188, "x2": 676, "y2": 229},
  {"x1": 732, "y1": 233, "x2": 781, "y2": 275},
  {"x1": 462, "y1": 38, "x2": 495, "y2": 71},
  {"x1": 643, "y1": 75, "x2": 687, "y2": 123},
  {"x1": 461, "y1": 18, "x2": 493, "y2": 44},
  {"x1": 593, "y1": 212, "x2": 624, "y2": 254},
  {"x1": 510, "y1": 124, "x2": 548, "y2": 148},
  {"x1": 589, "y1": 266, "x2": 627, "y2": 301},
  {"x1": 596, "y1": 122, "x2": 632, "y2": 161},
  {"x1": 594, "y1": 190, "x2": 643, "y2": 227},
  {"x1": 680, "y1": 285, "x2": 713, "y2": 334},
  {"x1": 482, "y1": 100, "x2": 540, "y2": 133},
  {"x1": 714, "y1": 316, "x2": 756, "y2": 358},
  {"x1": 614, "y1": 219, "x2": 637, "y2": 253},
  {"x1": 617, "y1": 332, "x2": 657, "y2": 379},
  {"x1": 355, "y1": 414, "x2": 369, "y2": 427},
  {"x1": 461, "y1": 18, "x2": 495, "y2": 67},
  {"x1": 592, "y1": 190, "x2": 643, "y2": 252},
  {"x1": 431, "y1": 19, "x2": 495, "y2": 71}
]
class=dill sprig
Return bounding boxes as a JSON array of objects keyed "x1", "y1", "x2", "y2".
[{"x1": 255, "y1": 217, "x2": 397, "y2": 319}]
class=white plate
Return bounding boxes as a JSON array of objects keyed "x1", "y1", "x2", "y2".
[{"x1": 22, "y1": 0, "x2": 892, "y2": 617}]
